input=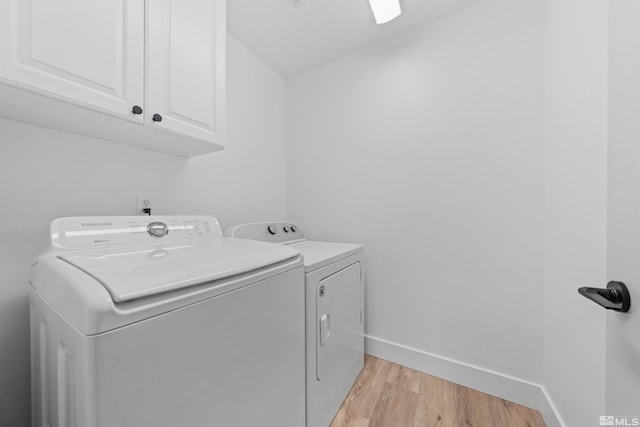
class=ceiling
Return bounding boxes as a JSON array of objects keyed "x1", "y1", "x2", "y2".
[{"x1": 227, "y1": 0, "x2": 482, "y2": 78}]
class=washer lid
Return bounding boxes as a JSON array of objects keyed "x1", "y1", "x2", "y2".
[
  {"x1": 58, "y1": 238, "x2": 300, "y2": 302},
  {"x1": 287, "y1": 241, "x2": 363, "y2": 272}
]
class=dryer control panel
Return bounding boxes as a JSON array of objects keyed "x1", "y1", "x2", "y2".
[{"x1": 225, "y1": 222, "x2": 305, "y2": 244}]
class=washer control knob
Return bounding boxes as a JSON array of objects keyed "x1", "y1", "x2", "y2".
[
  {"x1": 283, "y1": 225, "x2": 290, "y2": 232},
  {"x1": 290, "y1": 225, "x2": 297, "y2": 233},
  {"x1": 267, "y1": 224, "x2": 277, "y2": 235},
  {"x1": 148, "y1": 222, "x2": 169, "y2": 238}
]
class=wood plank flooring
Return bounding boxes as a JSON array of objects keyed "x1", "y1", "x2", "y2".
[{"x1": 330, "y1": 355, "x2": 546, "y2": 427}]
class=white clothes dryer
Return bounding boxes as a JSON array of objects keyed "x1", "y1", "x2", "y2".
[
  {"x1": 29, "y1": 216, "x2": 306, "y2": 427},
  {"x1": 225, "y1": 222, "x2": 364, "y2": 427}
]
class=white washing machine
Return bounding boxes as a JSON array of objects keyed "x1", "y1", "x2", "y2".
[
  {"x1": 225, "y1": 222, "x2": 364, "y2": 427},
  {"x1": 29, "y1": 216, "x2": 306, "y2": 427}
]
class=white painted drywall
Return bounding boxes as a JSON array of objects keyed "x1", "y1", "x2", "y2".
[
  {"x1": 542, "y1": 0, "x2": 608, "y2": 425},
  {"x1": 606, "y1": 0, "x2": 640, "y2": 416},
  {"x1": 288, "y1": 0, "x2": 544, "y2": 390},
  {"x1": 0, "y1": 35, "x2": 287, "y2": 426}
]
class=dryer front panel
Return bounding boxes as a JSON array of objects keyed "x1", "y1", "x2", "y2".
[{"x1": 315, "y1": 262, "x2": 363, "y2": 382}]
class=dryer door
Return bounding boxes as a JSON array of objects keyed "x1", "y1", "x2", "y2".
[{"x1": 316, "y1": 262, "x2": 363, "y2": 382}]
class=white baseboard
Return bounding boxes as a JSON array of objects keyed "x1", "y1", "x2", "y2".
[
  {"x1": 365, "y1": 335, "x2": 562, "y2": 427},
  {"x1": 538, "y1": 387, "x2": 565, "y2": 427}
]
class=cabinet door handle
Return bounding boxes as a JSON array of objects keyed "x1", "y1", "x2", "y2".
[
  {"x1": 131, "y1": 105, "x2": 143, "y2": 115},
  {"x1": 152, "y1": 114, "x2": 163, "y2": 122}
]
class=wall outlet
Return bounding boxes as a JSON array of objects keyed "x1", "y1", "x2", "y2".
[{"x1": 136, "y1": 196, "x2": 152, "y2": 215}]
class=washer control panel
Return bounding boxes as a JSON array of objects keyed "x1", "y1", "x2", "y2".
[
  {"x1": 51, "y1": 216, "x2": 222, "y2": 249},
  {"x1": 225, "y1": 222, "x2": 305, "y2": 243}
]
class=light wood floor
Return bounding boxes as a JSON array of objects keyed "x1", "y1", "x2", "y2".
[{"x1": 330, "y1": 355, "x2": 546, "y2": 427}]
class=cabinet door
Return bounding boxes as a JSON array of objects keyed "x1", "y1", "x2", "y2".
[
  {"x1": 146, "y1": 0, "x2": 226, "y2": 146},
  {"x1": 0, "y1": 0, "x2": 145, "y2": 122}
]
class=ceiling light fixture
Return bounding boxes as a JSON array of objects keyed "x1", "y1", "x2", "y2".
[{"x1": 368, "y1": 0, "x2": 402, "y2": 25}]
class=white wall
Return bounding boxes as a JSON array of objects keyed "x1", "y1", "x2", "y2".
[
  {"x1": 542, "y1": 0, "x2": 608, "y2": 426},
  {"x1": 606, "y1": 0, "x2": 640, "y2": 416},
  {"x1": 288, "y1": 0, "x2": 544, "y2": 401},
  {"x1": 0, "y1": 35, "x2": 287, "y2": 427}
]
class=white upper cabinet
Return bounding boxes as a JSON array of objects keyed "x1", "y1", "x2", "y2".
[
  {"x1": 0, "y1": 0, "x2": 145, "y2": 123},
  {"x1": 146, "y1": 0, "x2": 225, "y2": 144},
  {"x1": 0, "y1": 0, "x2": 225, "y2": 157}
]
